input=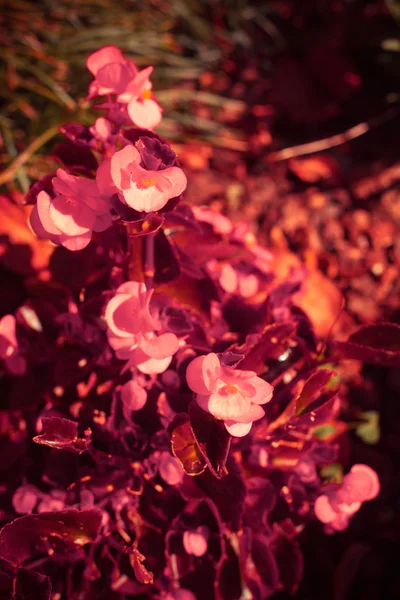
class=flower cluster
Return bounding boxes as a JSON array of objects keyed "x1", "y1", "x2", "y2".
[
  {"x1": 315, "y1": 464, "x2": 380, "y2": 532},
  {"x1": 87, "y1": 46, "x2": 162, "y2": 129},
  {"x1": 0, "y1": 46, "x2": 389, "y2": 600}
]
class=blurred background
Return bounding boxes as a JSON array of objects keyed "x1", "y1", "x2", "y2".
[
  {"x1": 1, "y1": 1, "x2": 400, "y2": 598},
  {"x1": 2, "y1": 0, "x2": 400, "y2": 325}
]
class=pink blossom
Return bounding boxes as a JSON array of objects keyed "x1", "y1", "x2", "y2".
[
  {"x1": 315, "y1": 464, "x2": 380, "y2": 532},
  {"x1": 109, "y1": 145, "x2": 187, "y2": 213},
  {"x1": 0, "y1": 314, "x2": 26, "y2": 375},
  {"x1": 118, "y1": 66, "x2": 163, "y2": 130},
  {"x1": 89, "y1": 117, "x2": 113, "y2": 142},
  {"x1": 183, "y1": 526, "x2": 209, "y2": 557},
  {"x1": 186, "y1": 353, "x2": 274, "y2": 437},
  {"x1": 86, "y1": 46, "x2": 138, "y2": 98},
  {"x1": 120, "y1": 378, "x2": 148, "y2": 411},
  {"x1": 217, "y1": 263, "x2": 259, "y2": 298},
  {"x1": 192, "y1": 206, "x2": 233, "y2": 235},
  {"x1": 30, "y1": 169, "x2": 112, "y2": 251},
  {"x1": 159, "y1": 451, "x2": 184, "y2": 486},
  {"x1": 105, "y1": 281, "x2": 179, "y2": 374},
  {"x1": 12, "y1": 484, "x2": 39, "y2": 514}
]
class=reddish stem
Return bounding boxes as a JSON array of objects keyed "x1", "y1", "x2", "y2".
[{"x1": 143, "y1": 233, "x2": 155, "y2": 290}]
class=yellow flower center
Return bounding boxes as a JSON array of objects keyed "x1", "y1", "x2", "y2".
[
  {"x1": 140, "y1": 177, "x2": 157, "y2": 188},
  {"x1": 142, "y1": 89, "x2": 152, "y2": 100},
  {"x1": 224, "y1": 384, "x2": 239, "y2": 395}
]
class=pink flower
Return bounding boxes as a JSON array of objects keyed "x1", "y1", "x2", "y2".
[
  {"x1": 232, "y1": 223, "x2": 273, "y2": 274},
  {"x1": 109, "y1": 145, "x2": 187, "y2": 213},
  {"x1": 118, "y1": 66, "x2": 163, "y2": 130},
  {"x1": 86, "y1": 46, "x2": 162, "y2": 129},
  {"x1": 120, "y1": 378, "x2": 148, "y2": 411},
  {"x1": 30, "y1": 169, "x2": 112, "y2": 251},
  {"x1": 158, "y1": 451, "x2": 184, "y2": 486},
  {"x1": 105, "y1": 281, "x2": 179, "y2": 374},
  {"x1": 0, "y1": 314, "x2": 26, "y2": 375},
  {"x1": 86, "y1": 46, "x2": 138, "y2": 98},
  {"x1": 217, "y1": 263, "x2": 259, "y2": 298},
  {"x1": 315, "y1": 464, "x2": 380, "y2": 532},
  {"x1": 186, "y1": 353, "x2": 274, "y2": 437},
  {"x1": 192, "y1": 207, "x2": 233, "y2": 235},
  {"x1": 89, "y1": 117, "x2": 113, "y2": 142},
  {"x1": 183, "y1": 526, "x2": 209, "y2": 557}
]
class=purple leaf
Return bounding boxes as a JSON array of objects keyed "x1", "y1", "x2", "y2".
[
  {"x1": 33, "y1": 417, "x2": 90, "y2": 454},
  {"x1": 330, "y1": 322, "x2": 400, "y2": 366},
  {"x1": 0, "y1": 509, "x2": 102, "y2": 566},
  {"x1": 188, "y1": 401, "x2": 231, "y2": 479}
]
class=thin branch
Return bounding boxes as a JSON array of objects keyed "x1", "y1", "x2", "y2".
[{"x1": 268, "y1": 107, "x2": 400, "y2": 162}]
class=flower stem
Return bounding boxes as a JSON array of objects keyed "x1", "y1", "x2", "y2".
[{"x1": 143, "y1": 234, "x2": 155, "y2": 290}]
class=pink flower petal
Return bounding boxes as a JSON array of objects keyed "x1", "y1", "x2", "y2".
[
  {"x1": 49, "y1": 195, "x2": 96, "y2": 236},
  {"x1": 186, "y1": 353, "x2": 221, "y2": 395},
  {"x1": 140, "y1": 332, "x2": 179, "y2": 360},
  {"x1": 105, "y1": 293, "x2": 142, "y2": 338},
  {"x1": 93, "y1": 211, "x2": 112, "y2": 233},
  {"x1": 110, "y1": 145, "x2": 141, "y2": 190},
  {"x1": 59, "y1": 231, "x2": 92, "y2": 251},
  {"x1": 29, "y1": 205, "x2": 60, "y2": 244},
  {"x1": 235, "y1": 404, "x2": 265, "y2": 424},
  {"x1": 238, "y1": 274, "x2": 259, "y2": 298},
  {"x1": 121, "y1": 379, "x2": 147, "y2": 411},
  {"x1": 220, "y1": 264, "x2": 238, "y2": 293},
  {"x1": 314, "y1": 494, "x2": 337, "y2": 524},
  {"x1": 36, "y1": 191, "x2": 62, "y2": 236},
  {"x1": 118, "y1": 66, "x2": 154, "y2": 102},
  {"x1": 183, "y1": 528, "x2": 209, "y2": 557},
  {"x1": 90, "y1": 117, "x2": 112, "y2": 141},
  {"x1": 86, "y1": 46, "x2": 125, "y2": 75},
  {"x1": 127, "y1": 98, "x2": 162, "y2": 130},
  {"x1": 246, "y1": 376, "x2": 274, "y2": 405},
  {"x1": 132, "y1": 348, "x2": 172, "y2": 374},
  {"x1": 159, "y1": 451, "x2": 184, "y2": 486},
  {"x1": 192, "y1": 207, "x2": 233, "y2": 235},
  {"x1": 96, "y1": 62, "x2": 133, "y2": 95},
  {"x1": 0, "y1": 314, "x2": 17, "y2": 348},
  {"x1": 107, "y1": 331, "x2": 135, "y2": 359},
  {"x1": 159, "y1": 166, "x2": 187, "y2": 199},
  {"x1": 206, "y1": 389, "x2": 251, "y2": 422},
  {"x1": 96, "y1": 159, "x2": 118, "y2": 196},
  {"x1": 343, "y1": 464, "x2": 380, "y2": 502},
  {"x1": 224, "y1": 421, "x2": 252, "y2": 437}
]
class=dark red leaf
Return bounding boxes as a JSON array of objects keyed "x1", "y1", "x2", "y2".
[
  {"x1": 169, "y1": 413, "x2": 207, "y2": 476},
  {"x1": 195, "y1": 456, "x2": 245, "y2": 531},
  {"x1": 0, "y1": 509, "x2": 102, "y2": 566},
  {"x1": 33, "y1": 417, "x2": 90, "y2": 454},
  {"x1": 235, "y1": 322, "x2": 297, "y2": 374},
  {"x1": 330, "y1": 322, "x2": 400, "y2": 366},
  {"x1": 188, "y1": 401, "x2": 231, "y2": 479},
  {"x1": 15, "y1": 568, "x2": 52, "y2": 600}
]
